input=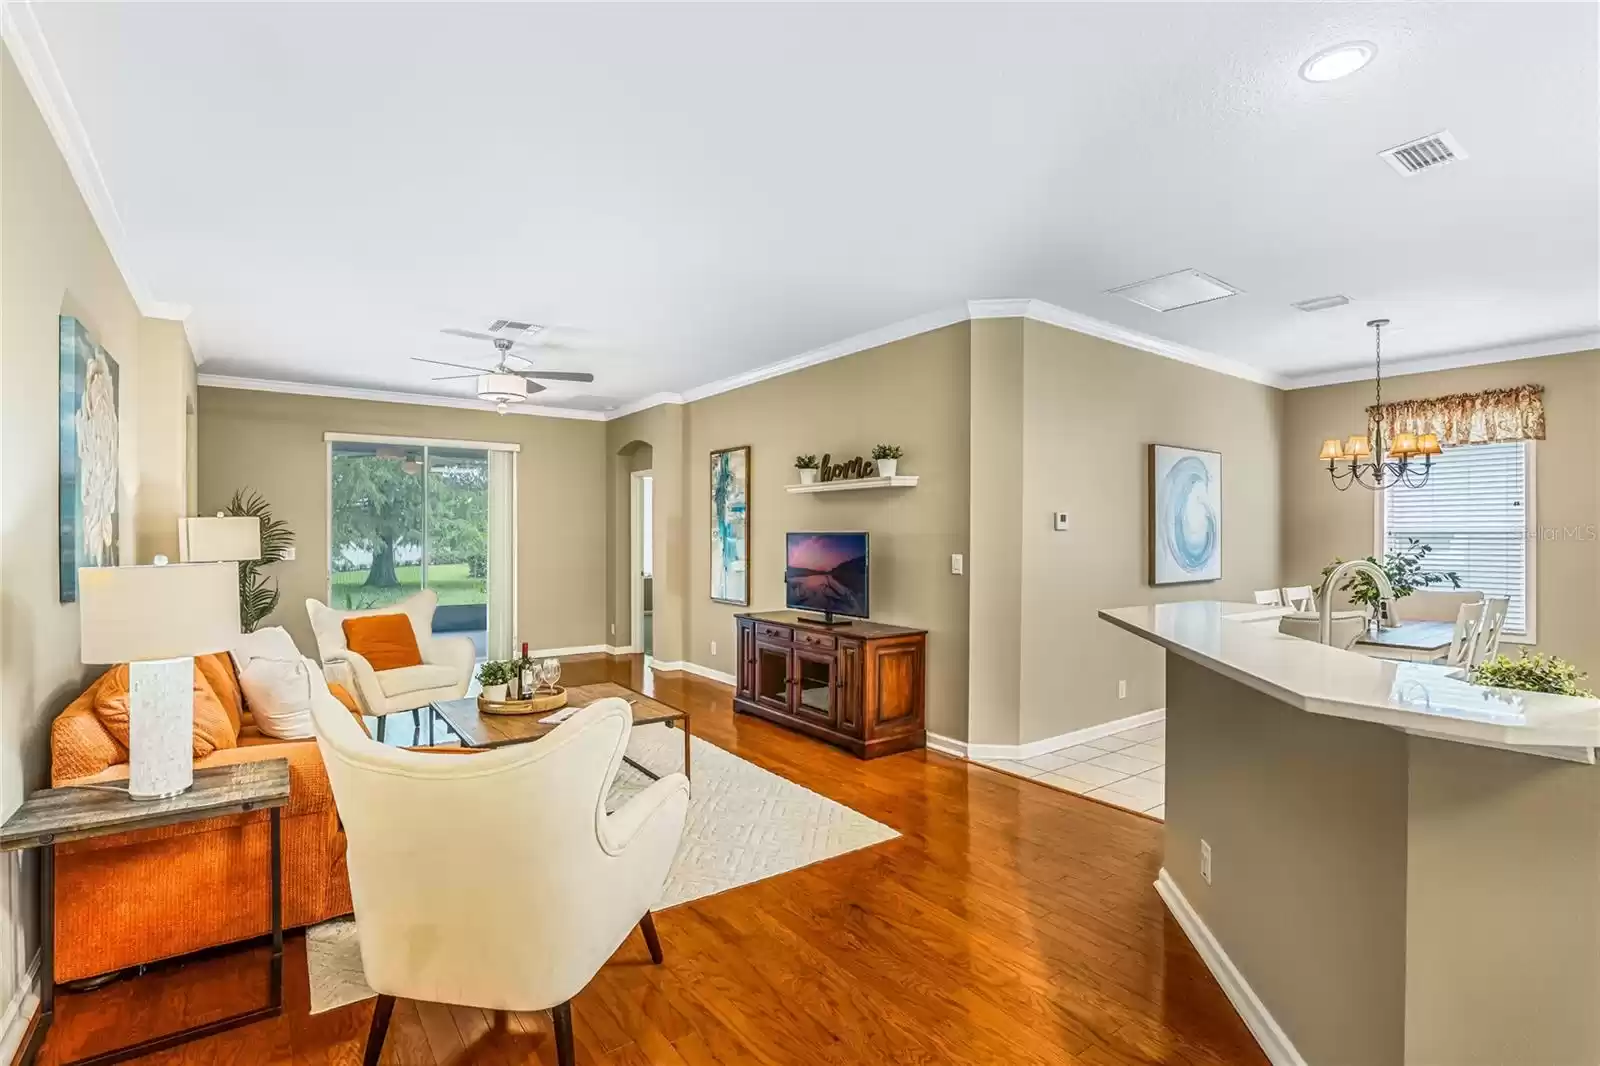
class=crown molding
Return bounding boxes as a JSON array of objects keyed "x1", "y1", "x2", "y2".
[
  {"x1": 608, "y1": 391, "x2": 686, "y2": 419},
  {"x1": 196, "y1": 374, "x2": 609, "y2": 420},
  {"x1": 1280, "y1": 328, "x2": 1600, "y2": 389}
]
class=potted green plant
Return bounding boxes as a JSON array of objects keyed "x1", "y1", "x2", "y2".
[
  {"x1": 1318, "y1": 538, "x2": 1461, "y2": 627},
  {"x1": 1471, "y1": 652, "x2": 1594, "y2": 697},
  {"x1": 871, "y1": 444, "x2": 903, "y2": 478},
  {"x1": 795, "y1": 454, "x2": 820, "y2": 485},
  {"x1": 477, "y1": 659, "x2": 513, "y2": 702},
  {"x1": 223, "y1": 489, "x2": 294, "y2": 632}
]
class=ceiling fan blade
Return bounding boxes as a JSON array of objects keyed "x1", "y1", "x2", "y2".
[
  {"x1": 512, "y1": 370, "x2": 596, "y2": 383},
  {"x1": 412, "y1": 356, "x2": 489, "y2": 373},
  {"x1": 431, "y1": 373, "x2": 481, "y2": 381},
  {"x1": 439, "y1": 327, "x2": 497, "y2": 342}
]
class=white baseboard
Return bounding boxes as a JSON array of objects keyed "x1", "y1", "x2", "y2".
[
  {"x1": 965, "y1": 708, "x2": 1165, "y2": 762},
  {"x1": 531, "y1": 644, "x2": 611, "y2": 658},
  {"x1": 1154, "y1": 869, "x2": 1305, "y2": 1066},
  {"x1": 650, "y1": 659, "x2": 736, "y2": 687},
  {"x1": 925, "y1": 733, "x2": 969, "y2": 758},
  {"x1": 0, "y1": 952, "x2": 40, "y2": 1066},
  {"x1": 604, "y1": 645, "x2": 640, "y2": 657}
]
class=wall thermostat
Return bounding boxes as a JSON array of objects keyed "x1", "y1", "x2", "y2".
[{"x1": 1053, "y1": 511, "x2": 1070, "y2": 531}]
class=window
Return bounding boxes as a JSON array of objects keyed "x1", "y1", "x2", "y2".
[{"x1": 1380, "y1": 441, "x2": 1532, "y2": 636}]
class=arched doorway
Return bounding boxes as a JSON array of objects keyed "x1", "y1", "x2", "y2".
[{"x1": 618, "y1": 440, "x2": 654, "y2": 656}]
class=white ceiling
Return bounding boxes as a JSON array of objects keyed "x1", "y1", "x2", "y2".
[{"x1": 17, "y1": 2, "x2": 1599, "y2": 408}]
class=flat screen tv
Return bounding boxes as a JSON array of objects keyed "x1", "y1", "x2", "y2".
[{"x1": 785, "y1": 532, "x2": 870, "y2": 623}]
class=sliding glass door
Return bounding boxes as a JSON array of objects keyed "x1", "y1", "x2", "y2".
[{"x1": 329, "y1": 438, "x2": 512, "y2": 658}]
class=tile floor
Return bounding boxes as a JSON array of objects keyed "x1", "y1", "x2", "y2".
[{"x1": 975, "y1": 718, "x2": 1166, "y2": 819}]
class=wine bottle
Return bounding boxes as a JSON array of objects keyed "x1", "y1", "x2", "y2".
[{"x1": 520, "y1": 641, "x2": 535, "y2": 696}]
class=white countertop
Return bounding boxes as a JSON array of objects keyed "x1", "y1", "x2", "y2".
[{"x1": 1100, "y1": 601, "x2": 1600, "y2": 762}]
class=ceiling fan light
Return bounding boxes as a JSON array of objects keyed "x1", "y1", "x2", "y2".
[{"x1": 476, "y1": 373, "x2": 527, "y2": 404}]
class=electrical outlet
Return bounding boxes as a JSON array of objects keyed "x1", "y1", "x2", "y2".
[
  {"x1": 710, "y1": 640, "x2": 718, "y2": 656},
  {"x1": 951, "y1": 553, "x2": 964, "y2": 575},
  {"x1": 1201, "y1": 840, "x2": 1213, "y2": 885},
  {"x1": 1053, "y1": 511, "x2": 1069, "y2": 531},
  {"x1": 1118, "y1": 680, "x2": 1127, "y2": 699}
]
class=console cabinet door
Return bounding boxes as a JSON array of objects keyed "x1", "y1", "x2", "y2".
[
  {"x1": 791, "y1": 646, "x2": 839, "y2": 730},
  {"x1": 753, "y1": 639, "x2": 793, "y2": 714},
  {"x1": 736, "y1": 621, "x2": 757, "y2": 700},
  {"x1": 836, "y1": 639, "x2": 863, "y2": 736}
]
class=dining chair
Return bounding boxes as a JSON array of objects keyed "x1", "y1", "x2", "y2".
[
  {"x1": 1470, "y1": 596, "x2": 1511, "y2": 667},
  {"x1": 1280, "y1": 585, "x2": 1316, "y2": 612},
  {"x1": 1253, "y1": 589, "x2": 1285, "y2": 606},
  {"x1": 309, "y1": 690, "x2": 690, "y2": 1066},
  {"x1": 1445, "y1": 601, "x2": 1484, "y2": 668}
]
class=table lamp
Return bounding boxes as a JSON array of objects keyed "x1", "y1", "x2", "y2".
[
  {"x1": 78, "y1": 561, "x2": 241, "y2": 799},
  {"x1": 180, "y1": 514, "x2": 262, "y2": 563}
]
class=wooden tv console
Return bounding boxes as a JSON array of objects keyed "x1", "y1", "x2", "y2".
[{"x1": 733, "y1": 611, "x2": 927, "y2": 759}]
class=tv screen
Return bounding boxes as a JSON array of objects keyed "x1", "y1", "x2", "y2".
[{"x1": 785, "y1": 532, "x2": 870, "y2": 619}]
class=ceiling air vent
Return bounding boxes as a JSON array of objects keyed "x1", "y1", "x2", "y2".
[
  {"x1": 1292, "y1": 294, "x2": 1351, "y2": 312},
  {"x1": 487, "y1": 319, "x2": 535, "y2": 335},
  {"x1": 1379, "y1": 131, "x2": 1467, "y2": 176}
]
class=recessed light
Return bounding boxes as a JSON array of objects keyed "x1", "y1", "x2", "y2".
[
  {"x1": 1300, "y1": 41, "x2": 1377, "y2": 83},
  {"x1": 1106, "y1": 269, "x2": 1241, "y2": 313},
  {"x1": 1292, "y1": 294, "x2": 1351, "y2": 312}
]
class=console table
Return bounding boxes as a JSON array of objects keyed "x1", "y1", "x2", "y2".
[{"x1": 733, "y1": 611, "x2": 926, "y2": 758}]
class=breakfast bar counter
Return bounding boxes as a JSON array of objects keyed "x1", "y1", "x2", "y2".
[{"x1": 1100, "y1": 601, "x2": 1600, "y2": 1066}]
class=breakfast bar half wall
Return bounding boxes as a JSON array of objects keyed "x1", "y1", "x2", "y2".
[{"x1": 1101, "y1": 601, "x2": 1600, "y2": 1066}]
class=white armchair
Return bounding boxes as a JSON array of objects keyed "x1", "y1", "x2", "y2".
[
  {"x1": 309, "y1": 690, "x2": 689, "y2": 1066},
  {"x1": 305, "y1": 589, "x2": 474, "y2": 739}
]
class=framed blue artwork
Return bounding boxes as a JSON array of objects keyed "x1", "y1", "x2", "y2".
[
  {"x1": 1149, "y1": 443, "x2": 1221, "y2": 586},
  {"x1": 710, "y1": 445, "x2": 749, "y2": 605},
  {"x1": 60, "y1": 315, "x2": 121, "y2": 602}
]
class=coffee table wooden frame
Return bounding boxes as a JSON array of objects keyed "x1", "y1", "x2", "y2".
[{"x1": 429, "y1": 682, "x2": 691, "y2": 780}]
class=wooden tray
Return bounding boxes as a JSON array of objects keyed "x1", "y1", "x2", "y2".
[{"x1": 479, "y1": 686, "x2": 568, "y2": 716}]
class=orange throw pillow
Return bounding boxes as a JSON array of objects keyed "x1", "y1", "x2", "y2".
[
  {"x1": 91, "y1": 662, "x2": 241, "y2": 760},
  {"x1": 342, "y1": 614, "x2": 423, "y2": 671},
  {"x1": 195, "y1": 651, "x2": 245, "y2": 735}
]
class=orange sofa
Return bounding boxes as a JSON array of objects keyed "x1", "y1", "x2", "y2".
[{"x1": 48, "y1": 652, "x2": 357, "y2": 982}]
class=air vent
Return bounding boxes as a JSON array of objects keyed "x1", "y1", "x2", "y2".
[
  {"x1": 1379, "y1": 131, "x2": 1467, "y2": 176},
  {"x1": 1292, "y1": 294, "x2": 1351, "y2": 312},
  {"x1": 487, "y1": 319, "x2": 535, "y2": 334}
]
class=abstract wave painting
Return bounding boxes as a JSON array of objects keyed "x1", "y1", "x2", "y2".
[
  {"x1": 1148, "y1": 444, "x2": 1221, "y2": 585},
  {"x1": 710, "y1": 445, "x2": 750, "y2": 605}
]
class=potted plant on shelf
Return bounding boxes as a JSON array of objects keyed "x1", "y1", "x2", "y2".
[
  {"x1": 477, "y1": 659, "x2": 513, "y2": 702},
  {"x1": 795, "y1": 454, "x2": 820, "y2": 485},
  {"x1": 1472, "y1": 652, "x2": 1593, "y2": 697},
  {"x1": 1318, "y1": 538, "x2": 1461, "y2": 628},
  {"x1": 871, "y1": 444, "x2": 903, "y2": 478}
]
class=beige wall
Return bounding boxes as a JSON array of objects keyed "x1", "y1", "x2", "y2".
[
  {"x1": 134, "y1": 316, "x2": 197, "y2": 564},
  {"x1": 607, "y1": 404, "x2": 688, "y2": 662},
  {"x1": 0, "y1": 43, "x2": 149, "y2": 1043},
  {"x1": 196, "y1": 387, "x2": 609, "y2": 656},
  {"x1": 1282, "y1": 350, "x2": 1600, "y2": 673},
  {"x1": 680, "y1": 324, "x2": 973, "y2": 739}
]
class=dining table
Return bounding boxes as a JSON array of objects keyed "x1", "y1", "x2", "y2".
[{"x1": 1350, "y1": 620, "x2": 1456, "y2": 663}]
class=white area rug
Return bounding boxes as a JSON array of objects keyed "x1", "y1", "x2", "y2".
[{"x1": 306, "y1": 724, "x2": 898, "y2": 1014}]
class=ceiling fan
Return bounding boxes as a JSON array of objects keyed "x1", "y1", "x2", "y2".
[{"x1": 414, "y1": 328, "x2": 595, "y2": 413}]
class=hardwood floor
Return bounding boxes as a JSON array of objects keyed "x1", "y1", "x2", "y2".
[{"x1": 30, "y1": 656, "x2": 1266, "y2": 1066}]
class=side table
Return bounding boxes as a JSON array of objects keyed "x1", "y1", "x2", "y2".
[{"x1": 0, "y1": 759, "x2": 291, "y2": 1066}]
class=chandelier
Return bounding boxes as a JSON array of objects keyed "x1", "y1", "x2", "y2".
[{"x1": 1319, "y1": 318, "x2": 1439, "y2": 491}]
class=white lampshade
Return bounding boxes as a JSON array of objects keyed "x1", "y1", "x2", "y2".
[
  {"x1": 79, "y1": 562, "x2": 241, "y2": 664},
  {"x1": 179, "y1": 515, "x2": 261, "y2": 562}
]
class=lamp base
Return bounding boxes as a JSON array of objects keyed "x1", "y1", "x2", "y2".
[{"x1": 128, "y1": 657, "x2": 196, "y2": 801}]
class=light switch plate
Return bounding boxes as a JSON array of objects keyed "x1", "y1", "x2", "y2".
[
  {"x1": 1053, "y1": 511, "x2": 1069, "y2": 531},
  {"x1": 950, "y1": 554, "x2": 964, "y2": 575}
]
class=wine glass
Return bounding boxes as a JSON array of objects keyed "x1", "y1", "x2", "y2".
[{"x1": 541, "y1": 658, "x2": 562, "y2": 693}]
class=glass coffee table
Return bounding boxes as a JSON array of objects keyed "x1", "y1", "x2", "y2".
[{"x1": 429, "y1": 681, "x2": 692, "y2": 780}]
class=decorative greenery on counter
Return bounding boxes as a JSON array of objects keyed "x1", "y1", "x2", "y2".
[
  {"x1": 1318, "y1": 538, "x2": 1461, "y2": 608},
  {"x1": 225, "y1": 489, "x2": 294, "y2": 632},
  {"x1": 476, "y1": 659, "x2": 514, "y2": 686},
  {"x1": 794, "y1": 454, "x2": 819, "y2": 470},
  {"x1": 870, "y1": 444, "x2": 903, "y2": 460},
  {"x1": 1471, "y1": 652, "x2": 1593, "y2": 697}
]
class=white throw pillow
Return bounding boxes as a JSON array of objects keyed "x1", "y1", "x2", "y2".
[
  {"x1": 230, "y1": 625, "x2": 303, "y2": 674},
  {"x1": 238, "y1": 655, "x2": 317, "y2": 739}
]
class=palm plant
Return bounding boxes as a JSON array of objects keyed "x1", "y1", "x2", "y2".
[{"x1": 224, "y1": 489, "x2": 294, "y2": 631}]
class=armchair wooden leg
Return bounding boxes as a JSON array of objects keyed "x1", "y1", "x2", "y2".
[
  {"x1": 639, "y1": 911, "x2": 664, "y2": 965},
  {"x1": 364, "y1": 994, "x2": 395, "y2": 1066},
  {"x1": 551, "y1": 1000, "x2": 575, "y2": 1066},
  {"x1": 376, "y1": 716, "x2": 387, "y2": 743}
]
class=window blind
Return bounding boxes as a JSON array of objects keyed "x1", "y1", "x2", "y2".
[{"x1": 1382, "y1": 441, "x2": 1529, "y2": 633}]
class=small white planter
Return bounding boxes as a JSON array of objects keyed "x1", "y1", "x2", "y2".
[
  {"x1": 798, "y1": 468, "x2": 819, "y2": 485},
  {"x1": 483, "y1": 683, "x2": 509, "y2": 702},
  {"x1": 875, "y1": 458, "x2": 898, "y2": 478}
]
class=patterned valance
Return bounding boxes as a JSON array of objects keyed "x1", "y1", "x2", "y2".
[{"x1": 1368, "y1": 384, "x2": 1546, "y2": 447}]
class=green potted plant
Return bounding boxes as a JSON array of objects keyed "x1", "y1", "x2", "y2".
[
  {"x1": 223, "y1": 489, "x2": 294, "y2": 632},
  {"x1": 795, "y1": 454, "x2": 819, "y2": 486},
  {"x1": 477, "y1": 659, "x2": 513, "y2": 702},
  {"x1": 1472, "y1": 652, "x2": 1594, "y2": 697},
  {"x1": 1318, "y1": 538, "x2": 1461, "y2": 627},
  {"x1": 871, "y1": 444, "x2": 903, "y2": 478}
]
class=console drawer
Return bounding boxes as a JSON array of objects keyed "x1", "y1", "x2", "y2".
[
  {"x1": 755, "y1": 622, "x2": 793, "y2": 642},
  {"x1": 796, "y1": 631, "x2": 836, "y2": 651}
]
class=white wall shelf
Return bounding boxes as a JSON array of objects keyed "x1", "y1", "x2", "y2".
[{"x1": 785, "y1": 475, "x2": 920, "y2": 495}]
